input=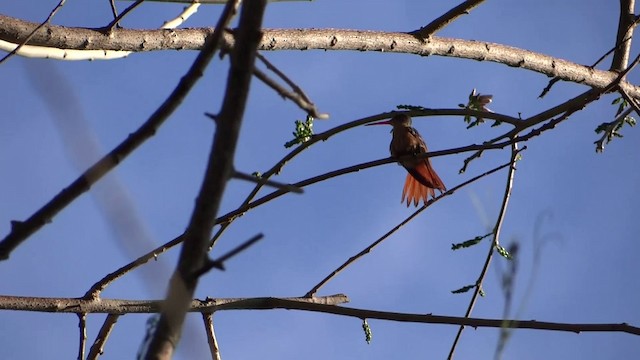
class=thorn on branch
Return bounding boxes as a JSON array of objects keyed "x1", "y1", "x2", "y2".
[{"x1": 205, "y1": 112, "x2": 220, "y2": 123}]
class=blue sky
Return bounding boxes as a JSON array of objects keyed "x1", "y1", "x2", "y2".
[{"x1": 1, "y1": 1, "x2": 639, "y2": 359}]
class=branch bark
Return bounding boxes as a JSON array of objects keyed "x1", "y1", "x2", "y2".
[
  {"x1": 0, "y1": 294, "x2": 636, "y2": 336},
  {"x1": 611, "y1": 0, "x2": 636, "y2": 71},
  {"x1": 143, "y1": 1, "x2": 266, "y2": 358},
  {"x1": 1, "y1": 14, "x2": 639, "y2": 98}
]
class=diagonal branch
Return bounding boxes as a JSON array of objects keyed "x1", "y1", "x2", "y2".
[
  {"x1": 143, "y1": 1, "x2": 266, "y2": 358},
  {"x1": 0, "y1": 0, "x2": 66, "y2": 64},
  {"x1": 448, "y1": 142, "x2": 520, "y2": 360},
  {"x1": 87, "y1": 314, "x2": 120, "y2": 360},
  {"x1": 410, "y1": 0, "x2": 486, "y2": 38}
]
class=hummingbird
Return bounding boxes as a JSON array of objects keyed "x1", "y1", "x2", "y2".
[{"x1": 366, "y1": 114, "x2": 446, "y2": 206}]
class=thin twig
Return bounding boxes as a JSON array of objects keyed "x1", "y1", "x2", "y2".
[
  {"x1": 256, "y1": 53, "x2": 313, "y2": 104},
  {"x1": 203, "y1": 313, "x2": 222, "y2": 360},
  {"x1": 4, "y1": 15, "x2": 640, "y2": 99},
  {"x1": 410, "y1": 0, "x2": 486, "y2": 38},
  {"x1": 84, "y1": 236, "x2": 183, "y2": 299},
  {"x1": 233, "y1": 170, "x2": 303, "y2": 194},
  {"x1": 305, "y1": 159, "x2": 515, "y2": 298},
  {"x1": 619, "y1": 86, "x2": 640, "y2": 116},
  {"x1": 105, "y1": 0, "x2": 144, "y2": 32},
  {"x1": 108, "y1": 0, "x2": 119, "y2": 20},
  {"x1": 252, "y1": 67, "x2": 326, "y2": 118},
  {"x1": 87, "y1": 314, "x2": 120, "y2": 360},
  {"x1": 447, "y1": 142, "x2": 520, "y2": 360},
  {"x1": 0, "y1": 0, "x2": 66, "y2": 64},
  {"x1": 196, "y1": 233, "x2": 264, "y2": 276},
  {"x1": 77, "y1": 313, "x2": 87, "y2": 360},
  {"x1": 0, "y1": 294, "x2": 637, "y2": 336},
  {"x1": 254, "y1": 53, "x2": 328, "y2": 118},
  {"x1": 611, "y1": 0, "x2": 636, "y2": 72}
]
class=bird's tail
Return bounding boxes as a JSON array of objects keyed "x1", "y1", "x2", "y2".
[{"x1": 401, "y1": 161, "x2": 446, "y2": 207}]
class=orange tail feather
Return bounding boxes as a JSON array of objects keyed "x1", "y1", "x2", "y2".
[{"x1": 401, "y1": 161, "x2": 445, "y2": 207}]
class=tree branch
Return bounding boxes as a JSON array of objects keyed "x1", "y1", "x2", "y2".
[
  {"x1": 1, "y1": 15, "x2": 639, "y2": 98},
  {"x1": 448, "y1": 142, "x2": 520, "y2": 359},
  {"x1": 87, "y1": 314, "x2": 120, "y2": 360},
  {"x1": 0, "y1": 294, "x2": 636, "y2": 336},
  {"x1": 410, "y1": 0, "x2": 486, "y2": 38},
  {"x1": 144, "y1": 1, "x2": 266, "y2": 358},
  {"x1": 611, "y1": 0, "x2": 636, "y2": 71}
]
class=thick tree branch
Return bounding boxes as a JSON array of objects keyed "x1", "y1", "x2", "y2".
[
  {"x1": 1, "y1": 15, "x2": 639, "y2": 98},
  {"x1": 144, "y1": 1, "x2": 266, "y2": 358},
  {"x1": 611, "y1": 0, "x2": 636, "y2": 71},
  {"x1": 0, "y1": 294, "x2": 350, "y2": 313}
]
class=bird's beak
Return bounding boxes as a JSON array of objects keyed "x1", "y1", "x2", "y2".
[{"x1": 365, "y1": 120, "x2": 392, "y2": 126}]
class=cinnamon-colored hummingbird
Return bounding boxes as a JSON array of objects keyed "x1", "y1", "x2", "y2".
[{"x1": 367, "y1": 114, "x2": 446, "y2": 206}]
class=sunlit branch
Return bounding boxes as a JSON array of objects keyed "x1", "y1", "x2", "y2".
[
  {"x1": 2, "y1": 15, "x2": 640, "y2": 99},
  {"x1": 411, "y1": 0, "x2": 486, "y2": 38}
]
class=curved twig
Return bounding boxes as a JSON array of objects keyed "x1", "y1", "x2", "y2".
[{"x1": 447, "y1": 142, "x2": 520, "y2": 360}]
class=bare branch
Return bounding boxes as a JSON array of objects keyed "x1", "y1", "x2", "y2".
[
  {"x1": 255, "y1": 52, "x2": 328, "y2": 118},
  {"x1": 0, "y1": 294, "x2": 637, "y2": 336},
  {"x1": 195, "y1": 233, "x2": 264, "y2": 276},
  {"x1": 448, "y1": 143, "x2": 520, "y2": 359},
  {"x1": 87, "y1": 314, "x2": 120, "y2": 360},
  {"x1": 611, "y1": 0, "x2": 636, "y2": 71},
  {"x1": 105, "y1": 0, "x2": 144, "y2": 32},
  {"x1": 144, "y1": 1, "x2": 266, "y2": 357},
  {"x1": 233, "y1": 170, "x2": 304, "y2": 194},
  {"x1": 411, "y1": 0, "x2": 486, "y2": 38},
  {"x1": 0, "y1": 0, "x2": 66, "y2": 64},
  {"x1": 252, "y1": 66, "x2": 326, "y2": 119},
  {"x1": 2, "y1": 15, "x2": 640, "y2": 98},
  {"x1": 77, "y1": 313, "x2": 87, "y2": 360},
  {"x1": 203, "y1": 314, "x2": 222, "y2": 360}
]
